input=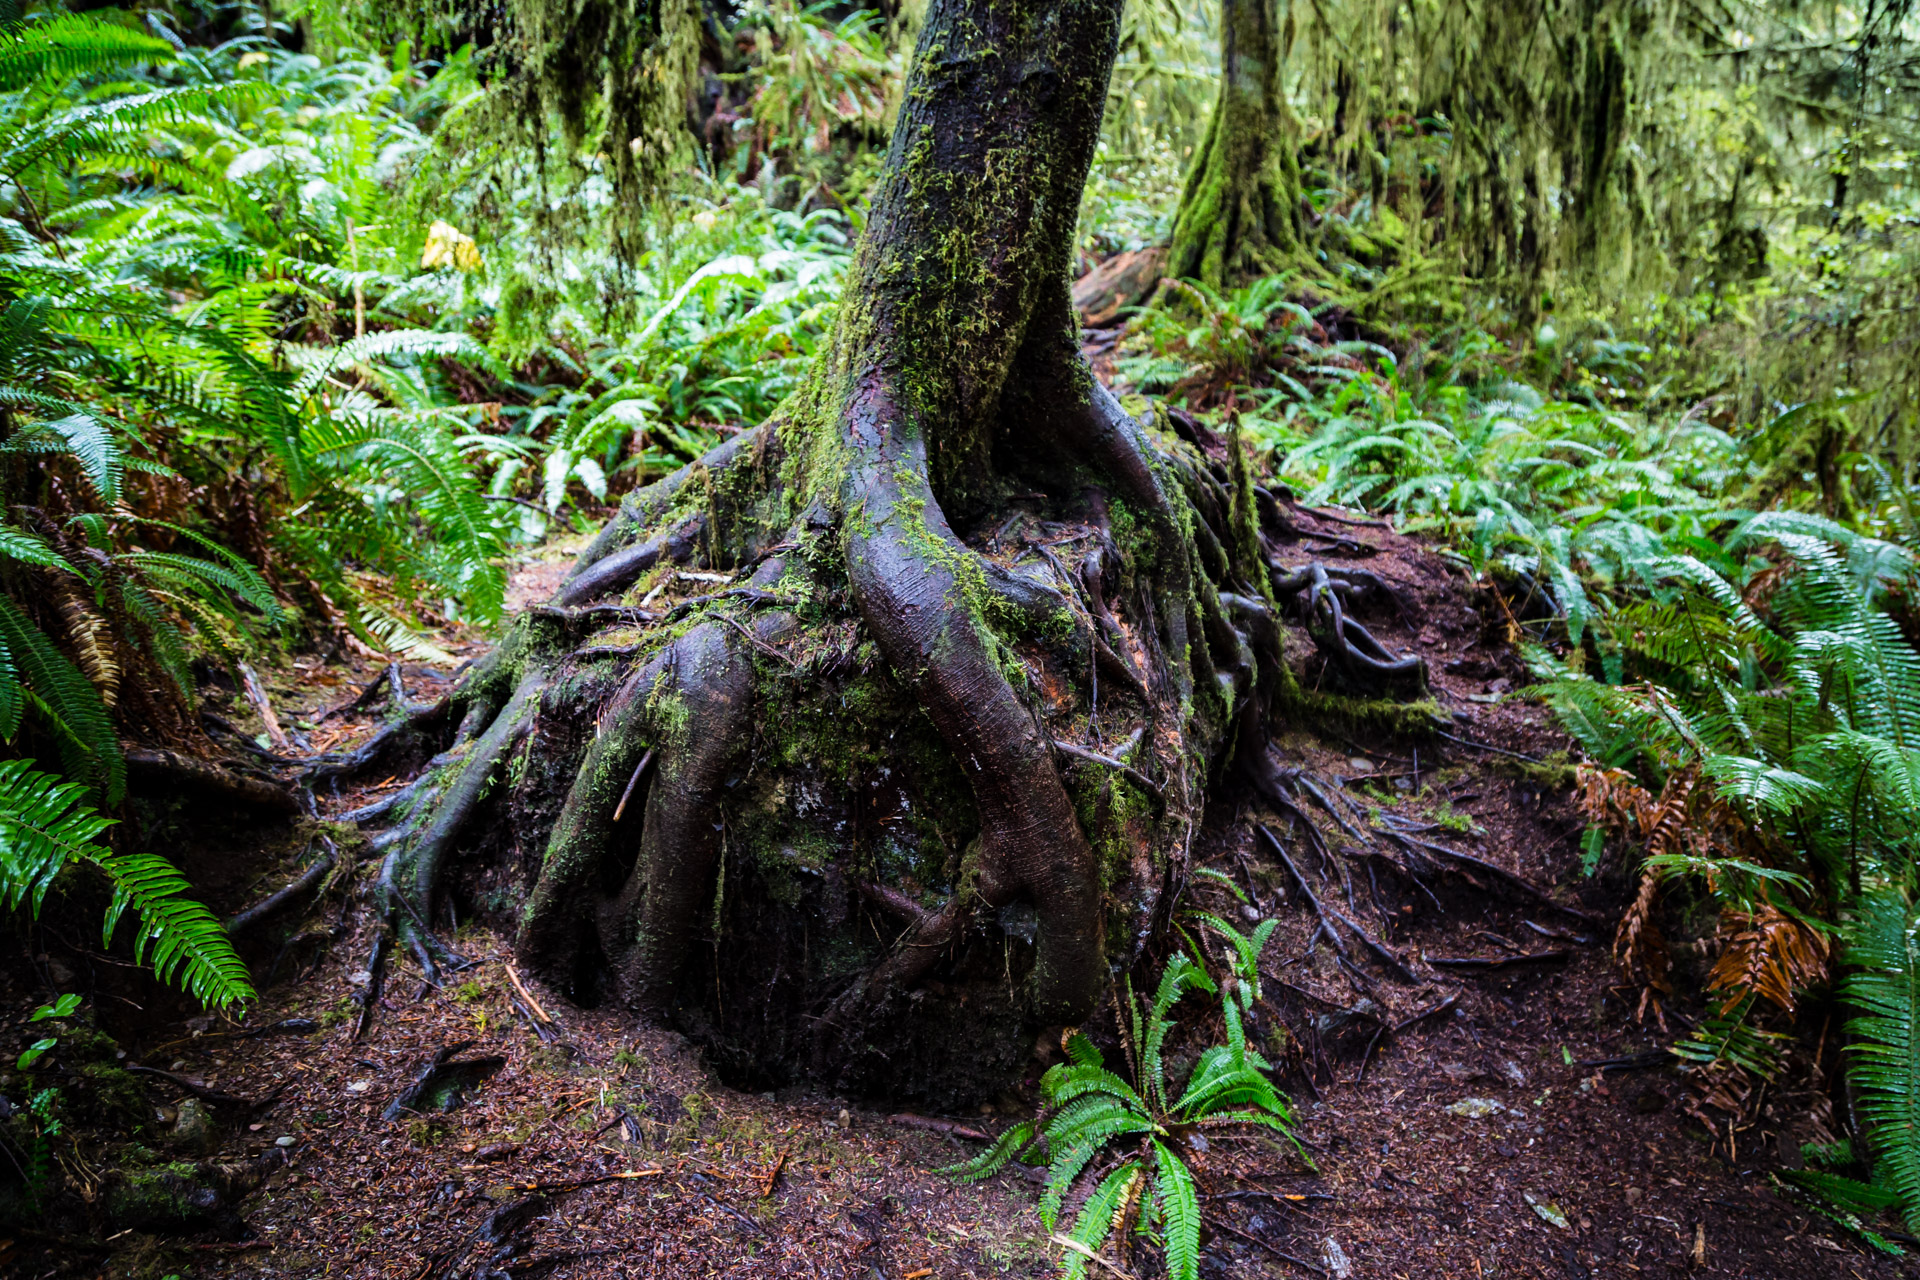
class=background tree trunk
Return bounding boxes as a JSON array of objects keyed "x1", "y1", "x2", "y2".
[
  {"x1": 1166, "y1": 0, "x2": 1306, "y2": 286},
  {"x1": 345, "y1": 0, "x2": 1291, "y2": 1104}
]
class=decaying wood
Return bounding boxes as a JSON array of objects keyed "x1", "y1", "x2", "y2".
[{"x1": 126, "y1": 747, "x2": 298, "y2": 813}]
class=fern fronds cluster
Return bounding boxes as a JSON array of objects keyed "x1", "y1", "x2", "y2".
[
  {"x1": 1540, "y1": 513, "x2": 1920, "y2": 1231},
  {"x1": 947, "y1": 933, "x2": 1296, "y2": 1280}
]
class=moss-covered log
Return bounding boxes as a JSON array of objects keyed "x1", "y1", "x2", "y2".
[
  {"x1": 1165, "y1": 0, "x2": 1306, "y2": 286},
  {"x1": 343, "y1": 0, "x2": 1315, "y2": 1105}
]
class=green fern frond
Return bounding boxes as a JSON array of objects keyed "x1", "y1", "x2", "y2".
[
  {"x1": 1143, "y1": 952, "x2": 1214, "y2": 1111},
  {"x1": 0, "y1": 524, "x2": 74, "y2": 574},
  {"x1": 1040, "y1": 1111, "x2": 1152, "y2": 1229},
  {"x1": 0, "y1": 758, "x2": 250, "y2": 1009},
  {"x1": 1152, "y1": 1138, "x2": 1203, "y2": 1280},
  {"x1": 0, "y1": 12, "x2": 174, "y2": 92},
  {"x1": 1843, "y1": 891, "x2": 1920, "y2": 1231},
  {"x1": 938, "y1": 1120, "x2": 1035, "y2": 1182},
  {"x1": 95, "y1": 847, "x2": 254, "y2": 1009},
  {"x1": 1060, "y1": 1161, "x2": 1140, "y2": 1280},
  {"x1": 0, "y1": 757, "x2": 114, "y2": 916},
  {"x1": 0, "y1": 596, "x2": 122, "y2": 802}
]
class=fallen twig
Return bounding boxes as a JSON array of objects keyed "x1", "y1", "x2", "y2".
[
  {"x1": 1573, "y1": 1050, "x2": 1671, "y2": 1073},
  {"x1": 1390, "y1": 996, "x2": 1458, "y2": 1034},
  {"x1": 1432, "y1": 728, "x2": 1542, "y2": 764},
  {"x1": 1426, "y1": 950, "x2": 1570, "y2": 972},
  {"x1": 888, "y1": 1113, "x2": 992, "y2": 1142},
  {"x1": 612, "y1": 749, "x2": 655, "y2": 823},
  {"x1": 1204, "y1": 1217, "x2": 1329, "y2": 1276},
  {"x1": 1047, "y1": 1233, "x2": 1132, "y2": 1278},
  {"x1": 1053, "y1": 739, "x2": 1164, "y2": 804}
]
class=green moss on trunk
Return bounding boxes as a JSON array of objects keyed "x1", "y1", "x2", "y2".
[{"x1": 1166, "y1": 0, "x2": 1305, "y2": 286}]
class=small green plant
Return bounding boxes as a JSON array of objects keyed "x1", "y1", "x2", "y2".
[
  {"x1": 947, "y1": 934, "x2": 1295, "y2": 1280},
  {"x1": 15, "y1": 992, "x2": 80, "y2": 1069},
  {"x1": 0, "y1": 760, "x2": 252, "y2": 1008}
]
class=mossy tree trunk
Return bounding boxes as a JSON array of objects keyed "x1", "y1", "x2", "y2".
[
  {"x1": 1166, "y1": 0, "x2": 1306, "y2": 287},
  {"x1": 347, "y1": 0, "x2": 1300, "y2": 1104}
]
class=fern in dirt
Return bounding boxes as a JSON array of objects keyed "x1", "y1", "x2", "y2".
[
  {"x1": 945, "y1": 938, "x2": 1296, "y2": 1280},
  {"x1": 1843, "y1": 892, "x2": 1920, "y2": 1232},
  {"x1": 1540, "y1": 512, "x2": 1920, "y2": 1236},
  {"x1": 0, "y1": 759, "x2": 251, "y2": 1009}
]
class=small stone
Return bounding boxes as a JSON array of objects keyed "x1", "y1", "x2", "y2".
[
  {"x1": 345, "y1": 1080, "x2": 371, "y2": 1094},
  {"x1": 1347, "y1": 757, "x2": 1374, "y2": 774},
  {"x1": 1321, "y1": 1236, "x2": 1353, "y2": 1279},
  {"x1": 1625, "y1": 1186, "x2": 1643, "y2": 1205},
  {"x1": 1446, "y1": 1097, "x2": 1504, "y2": 1118},
  {"x1": 170, "y1": 1097, "x2": 221, "y2": 1155},
  {"x1": 275, "y1": 1135, "x2": 295, "y2": 1148}
]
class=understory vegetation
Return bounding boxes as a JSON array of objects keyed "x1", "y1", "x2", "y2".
[{"x1": 3, "y1": 0, "x2": 1920, "y2": 1268}]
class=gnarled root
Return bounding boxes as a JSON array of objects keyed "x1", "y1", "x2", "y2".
[{"x1": 1271, "y1": 560, "x2": 1429, "y2": 698}]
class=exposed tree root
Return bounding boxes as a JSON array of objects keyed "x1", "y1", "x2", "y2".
[
  {"x1": 304, "y1": 0, "x2": 1476, "y2": 1097},
  {"x1": 1271, "y1": 561, "x2": 1429, "y2": 697}
]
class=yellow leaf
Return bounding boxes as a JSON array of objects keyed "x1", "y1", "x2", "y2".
[{"x1": 422, "y1": 220, "x2": 482, "y2": 272}]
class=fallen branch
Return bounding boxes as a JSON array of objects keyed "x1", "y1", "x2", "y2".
[
  {"x1": 317, "y1": 663, "x2": 398, "y2": 722},
  {"x1": 611, "y1": 748, "x2": 655, "y2": 823},
  {"x1": 494, "y1": 1168, "x2": 665, "y2": 1195},
  {"x1": 1426, "y1": 950, "x2": 1570, "y2": 973},
  {"x1": 238, "y1": 661, "x2": 290, "y2": 750},
  {"x1": 123, "y1": 1065, "x2": 265, "y2": 1111},
  {"x1": 504, "y1": 962, "x2": 556, "y2": 1027},
  {"x1": 1052, "y1": 739, "x2": 1164, "y2": 804}
]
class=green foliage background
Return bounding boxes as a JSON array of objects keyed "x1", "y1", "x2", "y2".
[{"x1": 0, "y1": 0, "x2": 1917, "y2": 1259}]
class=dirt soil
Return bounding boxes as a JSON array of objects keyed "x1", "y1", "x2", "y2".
[{"x1": 6, "y1": 509, "x2": 1916, "y2": 1280}]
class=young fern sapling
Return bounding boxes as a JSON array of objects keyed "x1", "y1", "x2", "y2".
[{"x1": 947, "y1": 921, "x2": 1295, "y2": 1280}]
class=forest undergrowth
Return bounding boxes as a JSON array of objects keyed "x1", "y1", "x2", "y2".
[{"x1": 3, "y1": 0, "x2": 1920, "y2": 1275}]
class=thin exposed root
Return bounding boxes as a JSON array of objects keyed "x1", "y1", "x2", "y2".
[
  {"x1": 354, "y1": 930, "x2": 390, "y2": 1041},
  {"x1": 1373, "y1": 823, "x2": 1602, "y2": 926},
  {"x1": 1259, "y1": 824, "x2": 1415, "y2": 985},
  {"x1": 1271, "y1": 561, "x2": 1427, "y2": 696},
  {"x1": 225, "y1": 849, "x2": 336, "y2": 935}
]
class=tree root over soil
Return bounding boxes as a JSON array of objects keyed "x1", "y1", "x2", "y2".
[{"x1": 307, "y1": 0, "x2": 1450, "y2": 1103}]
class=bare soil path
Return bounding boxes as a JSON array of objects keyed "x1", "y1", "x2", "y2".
[{"x1": 8, "y1": 518, "x2": 1914, "y2": 1280}]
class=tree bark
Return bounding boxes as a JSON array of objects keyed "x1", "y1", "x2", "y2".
[
  {"x1": 1166, "y1": 0, "x2": 1305, "y2": 287},
  {"x1": 343, "y1": 0, "x2": 1295, "y2": 1104}
]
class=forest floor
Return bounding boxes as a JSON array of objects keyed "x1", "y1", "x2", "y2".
[{"x1": 10, "y1": 477, "x2": 1918, "y2": 1280}]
